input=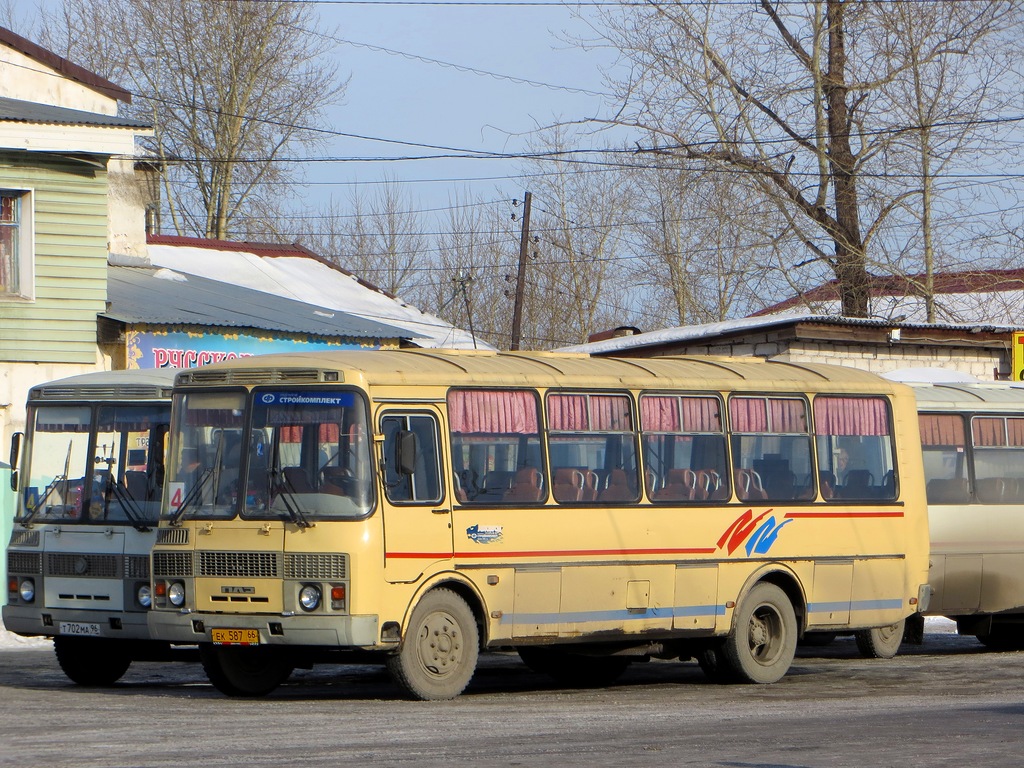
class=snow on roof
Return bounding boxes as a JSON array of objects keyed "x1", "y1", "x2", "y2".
[
  {"x1": 562, "y1": 312, "x2": 1024, "y2": 356},
  {"x1": 145, "y1": 237, "x2": 489, "y2": 350}
]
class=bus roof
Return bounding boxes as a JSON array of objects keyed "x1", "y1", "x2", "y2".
[
  {"x1": 175, "y1": 349, "x2": 901, "y2": 395},
  {"x1": 29, "y1": 368, "x2": 179, "y2": 402},
  {"x1": 906, "y1": 381, "x2": 1024, "y2": 410}
]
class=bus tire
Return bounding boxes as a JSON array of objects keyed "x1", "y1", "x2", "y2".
[
  {"x1": 855, "y1": 619, "x2": 905, "y2": 659},
  {"x1": 975, "y1": 625, "x2": 1024, "y2": 651},
  {"x1": 722, "y1": 582, "x2": 797, "y2": 684},
  {"x1": 517, "y1": 647, "x2": 631, "y2": 688},
  {"x1": 54, "y1": 636, "x2": 132, "y2": 686},
  {"x1": 387, "y1": 588, "x2": 479, "y2": 701},
  {"x1": 696, "y1": 644, "x2": 736, "y2": 684},
  {"x1": 199, "y1": 644, "x2": 293, "y2": 697}
]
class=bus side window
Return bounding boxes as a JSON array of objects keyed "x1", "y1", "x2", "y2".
[{"x1": 381, "y1": 413, "x2": 442, "y2": 505}]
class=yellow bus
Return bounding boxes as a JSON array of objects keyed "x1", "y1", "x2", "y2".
[
  {"x1": 908, "y1": 380, "x2": 1024, "y2": 647},
  {"x1": 148, "y1": 350, "x2": 930, "y2": 699}
]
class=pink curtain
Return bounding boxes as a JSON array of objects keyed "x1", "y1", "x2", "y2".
[
  {"x1": 813, "y1": 396, "x2": 890, "y2": 436},
  {"x1": 640, "y1": 396, "x2": 680, "y2": 432},
  {"x1": 918, "y1": 414, "x2": 965, "y2": 447},
  {"x1": 1009, "y1": 418, "x2": 1024, "y2": 447},
  {"x1": 729, "y1": 397, "x2": 768, "y2": 433},
  {"x1": 634, "y1": 395, "x2": 725, "y2": 434},
  {"x1": 771, "y1": 399, "x2": 807, "y2": 433},
  {"x1": 972, "y1": 417, "x2": 1006, "y2": 447},
  {"x1": 591, "y1": 395, "x2": 631, "y2": 431},
  {"x1": 448, "y1": 389, "x2": 539, "y2": 434},
  {"x1": 548, "y1": 394, "x2": 588, "y2": 431},
  {"x1": 549, "y1": 393, "x2": 631, "y2": 431}
]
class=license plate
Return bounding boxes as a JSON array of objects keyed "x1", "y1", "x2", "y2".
[
  {"x1": 211, "y1": 628, "x2": 260, "y2": 646},
  {"x1": 58, "y1": 622, "x2": 101, "y2": 637}
]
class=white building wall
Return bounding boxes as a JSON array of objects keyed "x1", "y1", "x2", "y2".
[{"x1": 0, "y1": 44, "x2": 118, "y2": 114}]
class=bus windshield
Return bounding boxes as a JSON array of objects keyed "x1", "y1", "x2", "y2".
[
  {"x1": 165, "y1": 388, "x2": 372, "y2": 522},
  {"x1": 20, "y1": 402, "x2": 170, "y2": 526}
]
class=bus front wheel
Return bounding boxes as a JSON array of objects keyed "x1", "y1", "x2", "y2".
[
  {"x1": 855, "y1": 619, "x2": 906, "y2": 659},
  {"x1": 723, "y1": 582, "x2": 797, "y2": 684},
  {"x1": 199, "y1": 645, "x2": 293, "y2": 697},
  {"x1": 54, "y1": 636, "x2": 132, "y2": 686},
  {"x1": 387, "y1": 588, "x2": 479, "y2": 701}
]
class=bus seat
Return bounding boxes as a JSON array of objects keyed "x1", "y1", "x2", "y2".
[
  {"x1": 282, "y1": 467, "x2": 315, "y2": 494},
  {"x1": 124, "y1": 470, "x2": 148, "y2": 502},
  {"x1": 552, "y1": 468, "x2": 585, "y2": 503},
  {"x1": 925, "y1": 477, "x2": 970, "y2": 505},
  {"x1": 819, "y1": 471, "x2": 836, "y2": 500},
  {"x1": 598, "y1": 469, "x2": 635, "y2": 502},
  {"x1": 581, "y1": 470, "x2": 599, "y2": 502},
  {"x1": 653, "y1": 468, "x2": 696, "y2": 501},
  {"x1": 504, "y1": 467, "x2": 544, "y2": 502},
  {"x1": 697, "y1": 469, "x2": 723, "y2": 500},
  {"x1": 452, "y1": 472, "x2": 468, "y2": 503},
  {"x1": 975, "y1": 477, "x2": 1006, "y2": 504},
  {"x1": 843, "y1": 469, "x2": 874, "y2": 496},
  {"x1": 734, "y1": 468, "x2": 768, "y2": 501},
  {"x1": 320, "y1": 466, "x2": 351, "y2": 496}
]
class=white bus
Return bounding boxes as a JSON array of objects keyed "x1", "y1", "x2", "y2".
[
  {"x1": 909, "y1": 380, "x2": 1024, "y2": 647},
  {"x1": 4, "y1": 369, "x2": 186, "y2": 684}
]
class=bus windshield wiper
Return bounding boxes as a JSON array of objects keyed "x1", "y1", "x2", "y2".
[
  {"x1": 168, "y1": 468, "x2": 212, "y2": 525},
  {"x1": 274, "y1": 467, "x2": 313, "y2": 529},
  {"x1": 106, "y1": 478, "x2": 154, "y2": 532},
  {"x1": 21, "y1": 440, "x2": 73, "y2": 526}
]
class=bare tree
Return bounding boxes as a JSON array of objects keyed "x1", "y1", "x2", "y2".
[
  {"x1": 593, "y1": 0, "x2": 1020, "y2": 318},
  {"x1": 45, "y1": 0, "x2": 345, "y2": 240}
]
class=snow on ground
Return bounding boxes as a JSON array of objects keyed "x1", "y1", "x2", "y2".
[
  {"x1": 0, "y1": 617, "x2": 51, "y2": 651},
  {"x1": 0, "y1": 615, "x2": 959, "y2": 650}
]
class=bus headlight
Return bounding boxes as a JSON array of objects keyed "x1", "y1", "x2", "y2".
[
  {"x1": 298, "y1": 584, "x2": 321, "y2": 612},
  {"x1": 137, "y1": 583, "x2": 152, "y2": 609},
  {"x1": 167, "y1": 582, "x2": 186, "y2": 607},
  {"x1": 19, "y1": 578, "x2": 35, "y2": 603}
]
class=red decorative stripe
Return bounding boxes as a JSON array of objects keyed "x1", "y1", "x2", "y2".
[
  {"x1": 783, "y1": 511, "x2": 904, "y2": 519},
  {"x1": 387, "y1": 547, "x2": 717, "y2": 560}
]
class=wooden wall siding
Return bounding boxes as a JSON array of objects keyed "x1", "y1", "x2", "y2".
[{"x1": 0, "y1": 154, "x2": 108, "y2": 364}]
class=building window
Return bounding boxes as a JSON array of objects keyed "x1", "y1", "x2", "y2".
[{"x1": 1, "y1": 190, "x2": 33, "y2": 300}]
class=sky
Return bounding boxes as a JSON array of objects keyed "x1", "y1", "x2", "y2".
[
  {"x1": 14, "y1": 0, "x2": 624, "y2": 222},
  {"x1": 308, "y1": 1, "x2": 618, "y2": 196}
]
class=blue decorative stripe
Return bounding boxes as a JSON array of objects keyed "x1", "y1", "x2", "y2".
[
  {"x1": 500, "y1": 604, "x2": 723, "y2": 625},
  {"x1": 807, "y1": 598, "x2": 904, "y2": 613}
]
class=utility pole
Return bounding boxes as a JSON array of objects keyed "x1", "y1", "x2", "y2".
[{"x1": 509, "y1": 191, "x2": 532, "y2": 351}]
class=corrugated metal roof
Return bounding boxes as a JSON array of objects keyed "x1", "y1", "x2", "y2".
[
  {"x1": 0, "y1": 96, "x2": 149, "y2": 129},
  {"x1": 561, "y1": 314, "x2": 1024, "y2": 356},
  {"x1": 103, "y1": 266, "x2": 409, "y2": 340}
]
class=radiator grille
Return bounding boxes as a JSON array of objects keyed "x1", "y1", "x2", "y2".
[
  {"x1": 156, "y1": 527, "x2": 189, "y2": 545},
  {"x1": 153, "y1": 551, "x2": 193, "y2": 578},
  {"x1": 7, "y1": 551, "x2": 42, "y2": 575},
  {"x1": 125, "y1": 555, "x2": 150, "y2": 579},
  {"x1": 9, "y1": 530, "x2": 40, "y2": 547},
  {"x1": 284, "y1": 553, "x2": 348, "y2": 580},
  {"x1": 198, "y1": 551, "x2": 279, "y2": 578},
  {"x1": 48, "y1": 553, "x2": 120, "y2": 578}
]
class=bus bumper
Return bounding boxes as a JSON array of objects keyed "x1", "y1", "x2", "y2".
[
  {"x1": 147, "y1": 610, "x2": 381, "y2": 648},
  {"x1": 2, "y1": 604, "x2": 150, "y2": 640}
]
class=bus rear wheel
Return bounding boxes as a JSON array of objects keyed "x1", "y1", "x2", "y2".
[
  {"x1": 855, "y1": 619, "x2": 906, "y2": 659},
  {"x1": 975, "y1": 625, "x2": 1024, "y2": 651},
  {"x1": 54, "y1": 636, "x2": 132, "y2": 686},
  {"x1": 387, "y1": 588, "x2": 479, "y2": 701},
  {"x1": 723, "y1": 582, "x2": 797, "y2": 684},
  {"x1": 518, "y1": 647, "x2": 631, "y2": 688},
  {"x1": 199, "y1": 645, "x2": 293, "y2": 697}
]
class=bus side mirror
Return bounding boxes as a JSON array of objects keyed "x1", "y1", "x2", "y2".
[
  {"x1": 9, "y1": 431, "x2": 23, "y2": 491},
  {"x1": 395, "y1": 430, "x2": 418, "y2": 476}
]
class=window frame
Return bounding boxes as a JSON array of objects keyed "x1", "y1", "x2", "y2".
[
  {"x1": 0, "y1": 188, "x2": 35, "y2": 301},
  {"x1": 380, "y1": 410, "x2": 444, "y2": 506}
]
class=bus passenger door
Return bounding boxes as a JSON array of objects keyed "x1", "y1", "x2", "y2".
[{"x1": 379, "y1": 409, "x2": 453, "y2": 583}]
